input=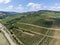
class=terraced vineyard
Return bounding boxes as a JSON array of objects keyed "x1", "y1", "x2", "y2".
[
  {"x1": 8, "y1": 22, "x2": 60, "y2": 45},
  {"x1": 1, "y1": 10, "x2": 60, "y2": 45}
]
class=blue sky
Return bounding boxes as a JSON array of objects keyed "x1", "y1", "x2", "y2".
[{"x1": 0, "y1": 0, "x2": 60, "y2": 12}]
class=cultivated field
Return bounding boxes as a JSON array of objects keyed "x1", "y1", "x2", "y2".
[{"x1": 1, "y1": 10, "x2": 60, "y2": 45}]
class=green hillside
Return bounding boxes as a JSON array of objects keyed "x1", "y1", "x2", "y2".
[
  {"x1": 2, "y1": 10, "x2": 60, "y2": 27},
  {"x1": 0, "y1": 10, "x2": 60, "y2": 45}
]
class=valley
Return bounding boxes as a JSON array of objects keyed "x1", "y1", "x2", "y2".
[{"x1": 0, "y1": 10, "x2": 60, "y2": 45}]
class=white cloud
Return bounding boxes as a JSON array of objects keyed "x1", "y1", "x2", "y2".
[
  {"x1": 27, "y1": 2, "x2": 43, "y2": 11},
  {"x1": 0, "y1": 0, "x2": 11, "y2": 4},
  {"x1": 48, "y1": 3, "x2": 60, "y2": 11},
  {"x1": 1, "y1": 3, "x2": 60, "y2": 13},
  {"x1": 5, "y1": 0, "x2": 11, "y2": 4},
  {"x1": 2, "y1": 5, "x2": 14, "y2": 11},
  {"x1": 6, "y1": 5, "x2": 13, "y2": 9},
  {"x1": 0, "y1": 3, "x2": 48, "y2": 12},
  {"x1": 15, "y1": 4, "x2": 27, "y2": 12}
]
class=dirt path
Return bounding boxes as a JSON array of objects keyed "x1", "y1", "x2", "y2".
[
  {"x1": 0, "y1": 22, "x2": 60, "y2": 45},
  {"x1": 36, "y1": 29, "x2": 49, "y2": 45},
  {"x1": 19, "y1": 23, "x2": 60, "y2": 45},
  {"x1": 0, "y1": 23, "x2": 16, "y2": 45},
  {"x1": 19, "y1": 28, "x2": 60, "y2": 39},
  {"x1": 19, "y1": 23, "x2": 60, "y2": 31}
]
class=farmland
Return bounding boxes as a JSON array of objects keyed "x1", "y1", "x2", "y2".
[{"x1": 0, "y1": 10, "x2": 60, "y2": 45}]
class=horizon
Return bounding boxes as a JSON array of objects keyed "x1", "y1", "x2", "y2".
[
  {"x1": 1, "y1": 10, "x2": 60, "y2": 13},
  {"x1": 0, "y1": 0, "x2": 60, "y2": 12}
]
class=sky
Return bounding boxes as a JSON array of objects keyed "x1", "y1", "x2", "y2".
[{"x1": 0, "y1": 0, "x2": 60, "y2": 12}]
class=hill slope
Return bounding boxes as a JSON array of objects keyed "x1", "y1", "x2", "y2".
[{"x1": 1, "y1": 10, "x2": 60, "y2": 45}]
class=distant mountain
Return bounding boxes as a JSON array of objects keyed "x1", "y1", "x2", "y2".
[
  {"x1": 29, "y1": 10, "x2": 60, "y2": 13},
  {"x1": 0, "y1": 11, "x2": 20, "y2": 19},
  {"x1": 0, "y1": 10, "x2": 60, "y2": 19},
  {"x1": 0, "y1": 11, "x2": 20, "y2": 15}
]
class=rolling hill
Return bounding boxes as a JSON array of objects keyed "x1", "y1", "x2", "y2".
[{"x1": 0, "y1": 10, "x2": 60, "y2": 45}]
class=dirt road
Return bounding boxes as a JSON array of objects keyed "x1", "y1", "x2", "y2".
[{"x1": 0, "y1": 23, "x2": 16, "y2": 45}]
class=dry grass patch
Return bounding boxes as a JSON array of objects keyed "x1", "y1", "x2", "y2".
[{"x1": 0, "y1": 32, "x2": 9, "y2": 45}]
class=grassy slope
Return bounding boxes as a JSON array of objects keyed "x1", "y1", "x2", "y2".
[
  {"x1": 1, "y1": 11, "x2": 60, "y2": 26},
  {"x1": 0, "y1": 14, "x2": 26, "y2": 24},
  {"x1": 1, "y1": 10, "x2": 60, "y2": 45}
]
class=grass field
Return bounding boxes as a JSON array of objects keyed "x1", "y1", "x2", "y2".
[{"x1": 0, "y1": 32, "x2": 9, "y2": 45}]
